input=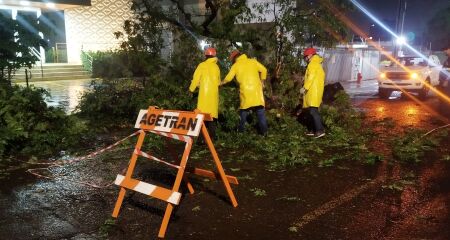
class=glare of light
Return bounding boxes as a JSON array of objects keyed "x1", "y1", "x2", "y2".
[
  {"x1": 350, "y1": 0, "x2": 450, "y2": 105},
  {"x1": 396, "y1": 36, "x2": 406, "y2": 45},
  {"x1": 410, "y1": 73, "x2": 418, "y2": 79},
  {"x1": 376, "y1": 106, "x2": 384, "y2": 112},
  {"x1": 46, "y1": 3, "x2": 56, "y2": 8},
  {"x1": 19, "y1": 1, "x2": 30, "y2": 6},
  {"x1": 350, "y1": 0, "x2": 444, "y2": 70},
  {"x1": 199, "y1": 40, "x2": 208, "y2": 50},
  {"x1": 236, "y1": 42, "x2": 243, "y2": 47},
  {"x1": 380, "y1": 72, "x2": 386, "y2": 79},
  {"x1": 406, "y1": 107, "x2": 417, "y2": 115}
]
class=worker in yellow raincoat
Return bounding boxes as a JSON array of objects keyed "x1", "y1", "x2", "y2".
[
  {"x1": 222, "y1": 50, "x2": 268, "y2": 135},
  {"x1": 189, "y1": 47, "x2": 220, "y2": 138},
  {"x1": 301, "y1": 47, "x2": 325, "y2": 138}
]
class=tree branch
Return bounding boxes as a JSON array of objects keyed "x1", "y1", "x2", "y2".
[
  {"x1": 169, "y1": 0, "x2": 195, "y2": 28},
  {"x1": 140, "y1": 0, "x2": 196, "y2": 34},
  {"x1": 201, "y1": 0, "x2": 219, "y2": 36}
]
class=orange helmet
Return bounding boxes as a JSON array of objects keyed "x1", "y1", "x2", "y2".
[
  {"x1": 229, "y1": 50, "x2": 240, "y2": 61},
  {"x1": 204, "y1": 47, "x2": 216, "y2": 57},
  {"x1": 303, "y1": 47, "x2": 317, "y2": 57}
]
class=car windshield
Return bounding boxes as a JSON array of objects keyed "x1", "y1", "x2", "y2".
[{"x1": 397, "y1": 57, "x2": 427, "y2": 67}]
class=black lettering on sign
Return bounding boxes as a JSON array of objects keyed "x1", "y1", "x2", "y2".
[
  {"x1": 187, "y1": 118, "x2": 198, "y2": 131},
  {"x1": 147, "y1": 114, "x2": 157, "y2": 125},
  {"x1": 155, "y1": 115, "x2": 163, "y2": 126},
  {"x1": 169, "y1": 116, "x2": 178, "y2": 128},
  {"x1": 163, "y1": 115, "x2": 172, "y2": 127},
  {"x1": 140, "y1": 113, "x2": 148, "y2": 125},
  {"x1": 178, "y1": 117, "x2": 187, "y2": 130}
]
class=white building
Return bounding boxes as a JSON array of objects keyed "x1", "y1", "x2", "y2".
[{"x1": 0, "y1": 0, "x2": 133, "y2": 64}]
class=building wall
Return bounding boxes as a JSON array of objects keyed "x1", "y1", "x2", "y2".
[
  {"x1": 64, "y1": 0, "x2": 133, "y2": 63},
  {"x1": 323, "y1": 48, "x2": 380, "y2": 83}
]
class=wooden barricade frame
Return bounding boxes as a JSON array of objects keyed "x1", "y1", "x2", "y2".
[{"x1": 112, "y1": 106, "x2": 238, "y2": 238}]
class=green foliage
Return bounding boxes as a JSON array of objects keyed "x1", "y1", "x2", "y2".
[
  {"x1": 0, "y1": 84, "x2": 87, "y2": 156},
  {"x1": 211, "y1": 90, "x2": 377, "y2": 170},
  {"x1": 382, "y1": 173, "x2": 416, "y2": 192},
  {"x1": 90, "y1": 51, "x2": 164, "y2": 80},
  {"x1": 0, "y1": 12, "x2": 47, "y2": 83},
  {"x1": 191, "y1": 206, "x2": 201, "y2": 212},
  {"x1": 392, "y1": 129, "x2": 448, "y2": 163},
  {"x1": 250, "y1": 187, "x2": 267, "y2": 197},
  {"x1": 116, "y1": 0, "x2": 353, "y2": 105},
  {"x1": 98, "y1": 217, "x2": 117, "y2": 238},
  {"x1": 77, "y1": 76, "x2": 196, "y2": 127}
]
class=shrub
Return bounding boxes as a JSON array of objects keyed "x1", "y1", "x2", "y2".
[
  {"x1": 77, "y1": 76, "x2": 197, "y2": 127},
  {"x1": 90, "y1": 50, "x2": 165, "y2": 81},
  {"x1": 0, "y1": 84, "x2": 87, "y2": 156}
]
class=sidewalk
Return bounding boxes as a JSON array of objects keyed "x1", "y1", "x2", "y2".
[{"x1": 340, "y1": 79, "x2": 379, "y2": 97}]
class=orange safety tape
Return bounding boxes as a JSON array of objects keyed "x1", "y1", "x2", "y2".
[
  {"x1": 26, "y1": 131, "x2": 142, "y2": 188},
  {"x1": 27, "y1": 167, "x2": 114, "y2": 189},
  {"x1": 56, "y1": 130, "x2": 142, "y2": 165},
  {"x1": 149, "y1": 130, "x2": 192, "y2": 143}
]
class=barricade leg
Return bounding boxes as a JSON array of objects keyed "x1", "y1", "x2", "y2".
[
  {"x1": 165, "y1": 138, "x2": 194, "y2": 194},
  {"x1": 158, "y1": 139, "x2": 193, "y2": 238},
  {"x1": 112, "y1": 130, "x2": 146, "y2": 218},
  {"x1": 202, "y1": 124, "x2": 238, "y2": 207},
  {"x1": 183, "y1": 175, "x2": 195, "y2": 194}
]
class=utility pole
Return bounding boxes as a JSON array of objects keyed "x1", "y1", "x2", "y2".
[{"x1": 393, "y1": 0, "x2": 407, "y2": 58}]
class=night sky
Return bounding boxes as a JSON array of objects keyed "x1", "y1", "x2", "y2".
[{"x1": 349, "y1": 0, "x2": 450, "y2": 39}]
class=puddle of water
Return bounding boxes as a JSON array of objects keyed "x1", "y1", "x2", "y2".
[{"x1": 16, "y1": 79, "x2": 97, "y2": 114}]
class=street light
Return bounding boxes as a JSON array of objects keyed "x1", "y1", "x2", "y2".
[{"x1": 396, "y1": 36, "x2": 406, "y2": 45}]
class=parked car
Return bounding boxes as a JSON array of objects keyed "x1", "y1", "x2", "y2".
[{"x1": 378, "y1": 55, "x2": 442, "y2": 99}]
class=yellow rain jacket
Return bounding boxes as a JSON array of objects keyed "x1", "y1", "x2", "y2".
[
  {"x1": 189, "y1": 57, "x2": 221, "y2": 118},
  {"x1": 303, "y1": 55, "x2": 325, "y2": 108},
  {"x1": 223, "y1": 54, "x2": 267, "y2": 109}
]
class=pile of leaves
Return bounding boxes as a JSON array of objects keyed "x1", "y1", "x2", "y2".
[
  {"x1": 208, "y1": 91, "x2": 381, "y2": 170},
  {"x1": 0, "y1": 84, "x2": 87, "y2": 157},
  {"x1": 392, "y1": 128, "x2": 449, "y2": 163}
]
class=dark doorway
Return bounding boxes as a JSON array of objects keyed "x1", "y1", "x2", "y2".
[{"x1": 40, "y1": 10, "x2": 67, "y2": 63}]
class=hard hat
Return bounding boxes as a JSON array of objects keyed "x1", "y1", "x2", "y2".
[
  {"x1": 303, "y1": 47, "x2": 317, "y2": 57},
  {"x1": 229, "y1": 50, "x2": 240, "y2": 61},
  {"x1": 204, "y1": 47, "x2": 216, "y2": 56}
]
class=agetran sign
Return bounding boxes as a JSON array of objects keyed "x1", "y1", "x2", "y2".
[{"x1": 134, "y1": 107, "x2": 204, "y2": 137}]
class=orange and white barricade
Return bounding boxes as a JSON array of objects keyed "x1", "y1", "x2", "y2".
[{"x1": 112, "y1": 106, "x2": 238, "y2": 238}]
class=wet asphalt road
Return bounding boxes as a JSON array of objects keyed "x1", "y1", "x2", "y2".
[{"x1": 1, "y1": 79, "x2": 449, "y2": 239}]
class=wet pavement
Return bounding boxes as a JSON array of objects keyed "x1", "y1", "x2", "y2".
[
  {"x1": 16, "y1": 79, "x2": 96, "y2": 113},
  {"x1": 1, "y1": 80, "x2": 449, "y2": 239}
]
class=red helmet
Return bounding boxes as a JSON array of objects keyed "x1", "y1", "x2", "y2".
[
  {"x1": 303, "y1": 47, "x2": 317, "y2": 57},
  {"x1": 204, "y1": 47, "x2": 216, "y2": 57},
  {"x1": 229, "y1": 50, "x2": 240, "y2": 61}
]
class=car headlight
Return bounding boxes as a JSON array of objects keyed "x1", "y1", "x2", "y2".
[
  {"x1": 411, "y1": 73, "x2": 418, "y2": 79},
  {"x1": 380, "y1": 73, "x2": 386, "y2": 79}
]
